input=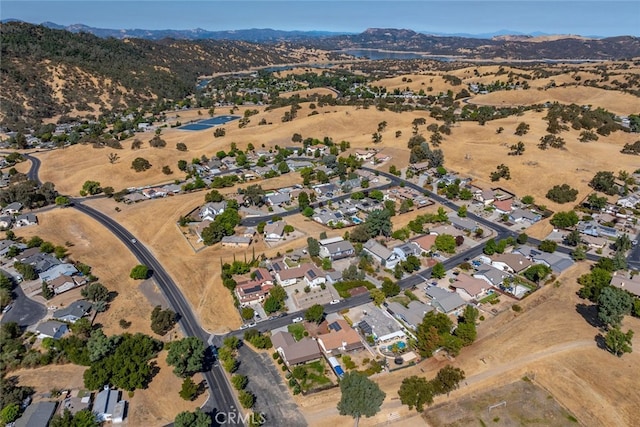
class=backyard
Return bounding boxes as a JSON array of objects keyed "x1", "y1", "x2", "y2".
[{"x1": 290, "y1": 359, "x2": 334, "y2": 393}]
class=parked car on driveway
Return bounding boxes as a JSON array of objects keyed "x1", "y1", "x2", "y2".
[{"x1": 2, "y1": 304, "x2": 12, "y2": 314}]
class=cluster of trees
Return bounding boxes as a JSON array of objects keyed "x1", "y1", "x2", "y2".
[
  {"x1": 263, "y1": 285, "x2": 288, "y2": 314},
  {"x1": 336, "y1": 371, "x2": 386, "y2": 425},
  {"x1": 131, "y1": 157, "x2": 152, "y2": 172},
  {"x1": 407, "y1": 134, "x2": 444, "y2": 167},
  {"x1": 415, "y1": 307, "x2": 479, "y2": 358},
  {"x1": 398, "y1": 365, "x2": 466, "y2": 412},
  {"x1": 589, "y1": 171, "x2": 618, "y2": 195},
  {"x1": 620, "y1": 140, "x2": 640, "y2": 155},
  {"x1": 243, "y1": 329, "x2": 272, "y2": 349},
  {"x1": 166, "y1": 336, "x2": 206, "y2": 398},
  {"x1": 490, "y1": 164, "x2": 510, "y2": 182},
  {"x1": 546, "y1": 184, "x2": 578, "y2": 203},
  {"x1": 538, "y1": 134, "x2": 566, "y2": 150},
  {"x1": 304, "y1": 304, "x2": 325, "y2": 324},
  {"x1": 219, "y1": 336, "x2": 241, "y2": 373},
  {"x1": 543, "y1": 102, "x2": 621, "y2": 136},
  {"x1": 550, "y1": 210, "x2": 580, "y2": 228},
  {"x1": 0, "y1": 373, "x2": 34, "y2": 425},
  {"x1": 483, "y1": 236, "x2": 516, "y2": 256},
  {"x1": 0, "y1": 180, "x2": 58, "y2": 208},
  {"x1": 405, "y1": 207, "x2": 449, "y2": 234}
]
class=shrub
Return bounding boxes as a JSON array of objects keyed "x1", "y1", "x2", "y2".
[{"x1": 546, "y1": 184, "x2": 578, "y2": 203}]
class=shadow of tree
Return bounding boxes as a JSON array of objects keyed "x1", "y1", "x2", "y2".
[
  {"x1": 594, "y1": 333, "x2": 607, "y2": 350},
  {"x1": 575, "y1": 303, "x2": 603, "y2": 329}
]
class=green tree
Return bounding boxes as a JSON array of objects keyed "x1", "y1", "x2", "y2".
[
  {"x1": 523, "y1": 264, "x2": 552, "y2": 283},
  {"x1": 550, "y1": 211, "x2": 579, "y2": 228},
  {"x1": 129, "y1": 265, "x2": 149, "y2": 280},
  {"x1": 604, "y1": 327, "x2": 634, "y2": 357},
  {"x1": 432, "y1": 365, "x2": 466, "y2": 396},
  {"x1": 381, "y1": 278, "x2": 400, "y2": 297},
  {"x1": 305, "y1": 236, "x2": 322, "y2": 256},
  {"x1": 538, "y1": 240, "x2": 557, "y2": 253},
  {"x1": 590, "y1": 171, "x2": 618, "y2": 195},
  {"x1": 55, "y1": 195, "x2": 71, "y2": 206},
  {"x1": 179, "y1": 377, "x2": 198, "y2": 401},
  {"x1": 398, "y1": 376, "x2": 435, "y2": 412},
  {"x1": 241, "y1": 307, "x2": 255, "y2": 320},
  {"x1": 598, "y1": 286, "x2": 633, "y2": 329},
  {"x1": 0, "y1": 404, "x2": 20, "y2": 425},
  {"x1": 49, "y1": 408, "x2": 99, "y2": 427},
  {"x1": 365, "y1": 209, "x2": 392, "y2": 237},
  {"x1": 298, "y1": 191, "x2": 310, "y2": 210},
  {"x1": 232, "y1": 374, "x2": 248, "y2": 391},
  {"x1": 167, "y1": 337, "x2": 206, "y2": 378},
  {"x1": 434, "y1": 234, "x2": 456, "y2": 254},
  {"x1": 369, "y1": 288, "x2": 386, "y2": 306},
  {"x1": 431, "y1": 262, "x2": 446, "y2": 279},
  {"x1": 81, "y1": 282, "x2": 109, "y2": 302},
  {"x1": 546, "y1": 184, "x2": 579, "y2": 203},
  {"x1": 176, "y1": 142, "x2": 188, "y2": 151},
  {"x1": 174, "y1": 409, "x2": 212, "y2": 427},
  {"x1": 337, "y1": 371, "x2": 386, "y2": 424},
  {"x1": 80, "y1": 180, "x2": 102, "y2": 196},
  {"x1": 150, "y1": 305, "x2": 177, "y2": 336},
  {"x1": 457, "y1": 205, "x2": 467, "y2": 217},
  {"x1": 87, "y1": 329, "x2": 118, "y2": 362},
  {"x1": 578, "y1": 268, "x2": 613, "y2": 301},
  {"x1": 305, "y1": 304, "x2": 325, "y2": 324},
  {"x1": 516, "y1": 233, "x2": 528, "y2": 245},
  {"x1": 565, "y1": 230, "x2": 582, "y2": 246},
  {"x1": 131, "y1": 157, "x2": 152, "y2": 172}
]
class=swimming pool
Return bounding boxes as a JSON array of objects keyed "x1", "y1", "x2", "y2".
[
  {"x1": 351, "y1": 216, "x2": 363, "y2": 224},
  {"x1": 386, "y1": 341, "x2": 407, "y2": 351},
  {"x1": 179, "y1": 115, "x2": 240, "y2": 131}
]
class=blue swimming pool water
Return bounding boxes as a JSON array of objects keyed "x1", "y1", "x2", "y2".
[
  {"x1": 386, "y1": 341, "x2": 407, "y2": 351},
  {"x1": 179, "y1": 115, "x2": 240, "y2": 131},
  {"x1": 351, "y1": 216, "x2": 362, "y2": 224}
]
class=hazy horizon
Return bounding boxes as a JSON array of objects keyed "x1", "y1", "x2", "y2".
[{"x1": 2, "y1": 1, "x2": 639, "y2": 38}]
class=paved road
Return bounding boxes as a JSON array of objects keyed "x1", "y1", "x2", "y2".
[
  {"x1": 71, "y1": 201, "x2": 243, "y2": 425},
  {"x1": 0, "y1": 283, "x2": 47, "y2": 329}
]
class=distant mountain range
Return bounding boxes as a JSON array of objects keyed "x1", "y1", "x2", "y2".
[{"x1": 0, "y1": 20, "x2": 611, "y2": 41}]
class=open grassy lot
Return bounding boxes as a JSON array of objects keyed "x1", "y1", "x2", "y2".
[{"x1": 424, "y1": 378, "x2": 578, "y2": 427}]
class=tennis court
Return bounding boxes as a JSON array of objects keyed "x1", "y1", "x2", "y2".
[{"x1": 179, "y1": 115, "x2": 240, "y2": 131}]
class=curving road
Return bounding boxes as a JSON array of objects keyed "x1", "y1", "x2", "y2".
[
  {"x1": 71, "y1": 201, "x2": 242, "y2": 425},
  {"x1": 0, "y1": 283, "x2": 46, "y2": 329}
]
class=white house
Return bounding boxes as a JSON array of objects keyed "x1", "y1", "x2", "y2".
[
  {"x1": 264, "y1": 221, "x2": 286, "y2": 241},
  {"x1": 199, "y1": 201, "x2": 227, "y2": 221},
  {"x1": 363, "y1": 239, "x2": 400, "y2": 268},
  {"x1": 15, "y1": 214, "x2": 38, "y2": 227}
]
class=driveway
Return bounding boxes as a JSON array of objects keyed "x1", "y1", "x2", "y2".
[
  {"x1": 236, "y1": 345, "x2": 307, "y2": 427},
  {"x1": 1, "y1": 284, "x2": 47, "y2": 329}
]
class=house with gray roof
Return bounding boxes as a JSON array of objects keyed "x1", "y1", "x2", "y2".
[
  {"x1": 474, "y1": 265, "x2": 511, "y2": 288},
  {"x1": 39, "y1": 263, "x2": 79, "y2": 283},
  {"x1": 264, "y1": 220, "x2": 286, "y2": 241},
  {"x1": 319, "y1": 238, "x2": 355, "y2": 260},
  {"x1": 363, "y1": 239, "x2": 400, "y2": 268},
  {"x1": 0, "y1": 215, "x2": 12, "y2": 229},
  {"x1": 313, "y1": 210, "x2": 341, "y2": 226},
  {"x1": 356, "y1": 303, "x2": 406, "y2": 343},
  {"x1": 53, "y1": 300, "x2": 92, "y2": 323},
  {"x1": 221, "y1": 235, "x2": 252, "y2": 247},
  {"x1": 387, "y1": 300, "x2": 433, "y2": 330},
  {"x1": 610, "y1": 272, "x2": 640, "y2": 298},
  {"x1": 15, "y1": 213, "x2": 38, "y2": 227},
  {"x1": 425, "y1": 286, "x2": 466, "y2": 315},
  {"x1": 447, "y1": 213, "x2": 478, "y2": 232},
  {"x1": 36, "y1": 320, "x2": 69, "y2": 340},
  {"x1": 49, "y1": 274, "x2": 83, "y2": 295},
  {"x1": 0, "y1": 239, "x2": 25, "y2": 257},
  {"x1": 266, "y1": 192, "x2": 291, "y2": 207},
  {"x1": 271, "y1": 331, "x2": 322, "y2": 366},
  {"x1": 15, "y1": 401, "x2": 57, "y2": 427},
  {"x1": 3, "y1": 201, "x2": 23, "y2": 215},
  {"x1": 491, "y1": 253, "x2": 533, "y2": 273},
  {"x1": 509, "y1": 208, "x2": 542, "y2": 223},
  {"x1": 199, "y1": 201, "x2": 227, "y2": 221},
  {"x1": 94, "y1": 387, "x2": 121, "y2": 422}
]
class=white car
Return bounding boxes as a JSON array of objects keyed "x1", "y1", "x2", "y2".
[
  {"x1": 2, "y1": 304, "x2": 12, "y2": 314},
  {"x1": 329, "y1": 299, "x2": 341, "y2": 305},
  {"x1": 292, "y1": 317, "x2": 303, "y2": 323}
]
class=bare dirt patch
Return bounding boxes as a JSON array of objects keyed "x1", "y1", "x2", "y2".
[{"x1": 424, "y1": 379, "x2": 578, "y2": 427}]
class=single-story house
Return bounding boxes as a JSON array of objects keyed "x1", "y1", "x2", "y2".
[
  {"x1": 447, "y1": 214, "x2": 478, "y2": 232},
  {"x1": 325, "y1": 270, "x2": 343, "y2": 285},
  {"x1": 14, "y1": 401, "x2": 57, "y2": 427},
  {"x1": 0, "y1": 216, "x2": 13, "y2": 229},
  {"x1": 387, "y1": 300, "x2": 433, "y2": 330},
  {"x1": 509, "y1": 208, "x2": 541, "y2": 223},
  {"x1": 220, "y1": 235, "x2": 252, "y2": 247},
  {"x1": 616, "y1": 193, "x2": 640, "y2": 209},
  {"x1": 49, "y1": 274, "x2": 80, "y2": 295},
  {"x1": 451, "y1": 274, "x2": 490, "y2": 299},
  {"x1": 474, "y1": 189, "x2": 495, "y2": 206},
  {"x1": 412, "y1": 234, "x2": 437, "y2": 253},
  {"x1": 356, "y1": 303, "x2": 406, "y2": 343},
  {"x1": 492, "y1": 199, "x2": 513, "y2": 214},
  {"x1": 609, "y1": 273, "x2": 640, "y2": 298},
  {"x1": 317, "y1": 319, "x2": 364, "y2": 354},
  {"x1": 393, "y1": 242, "x2": 422, "y2": 261},
  {"x1": 271, "y1": 331, "x2": 322, "y2": 366},
  {"x1": 490, "y1": 253, "x2": 533, "y2": 274},
  {"x1": 123, "y1": 192, "x2": 147, "y2": 204},
  {"x1": 302, "y1": 263, "x2": 326, "y2": 287},
  {"x1": 15, "y1": 213, "x2": 38, "y2": 227},
  {"x1": 264, "y1": 221, "x2": 286, "y2": 241},
  {"x1": 141, "y1": 187, "x2": 167, "y2": 199},
  {"x1": 266, "y1": 192, "x2": 291, "y2": 207},
  {"x1": 425, "y1": 286, "x2": 466, "y2": 315},
  {"x1": 363, "y1": 239, "x2": 400, "y2": 268},
  {"x1": 94, "y1": 387, "x2": 121, "y2": 422},
  {"x1": 0, "y1": 239, "x2": 26, "y2": 257},
  {"x1": 513, "y1": 245, "x2": 574, "y2": 273},
  {"x1": 372, "y1": 152, "x2": 391, "y2": 163},
  {"x1": 319, "y1": 237, "x2": 355, "y2": 260},
  {"x1": 275, "y1": 266, "x2": 306, "y2": 287},
  {"x1": 38, "y1": 263, "x2": 78, "y2": 283},
  {"x1": 3, "y1": 201, "x2": 23, "y2": 215},
  {"x1": 355, "y1": 150, "x2": 375, "y2": 161},
  {"x1": 581, "y1": 234, "x2": 608, "y2": 249},
  {"x1": 53, "y1": 300, "x2": 92, "y2": 323},
  {"x1": 36, "y1": 320, "x2": 69, "y2": 340},
  {"x1": 306, "y1": 144, "x2": 328, "y2": 156},
  {"x1": 194, "y1": 220, "x2": 212, "y2": 242},
  {"x1": 473, "y1": 266, "x2": 511, "y2": 288}
]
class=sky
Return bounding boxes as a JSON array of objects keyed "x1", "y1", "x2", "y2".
[{"x1": 2, "y1": 1, "x2": 639, "y2": 37}]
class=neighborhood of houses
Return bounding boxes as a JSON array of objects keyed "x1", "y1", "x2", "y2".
[{"x1": 0, "y1": 202, "x2": 38, "y2": 230}]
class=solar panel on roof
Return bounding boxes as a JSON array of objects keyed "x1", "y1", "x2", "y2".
[
  {"x1": 308, "y1": 270, "x2": 316, "y2": 278},
  {"x1": 358, "y1": 320, "x2": 372, "y2": 334},
  {"x1": 272, "y1": 263, "x2": 281, "y2": 272},
  {"x1": 329, "y1": 321, "x2": 342, "y2": 331}
]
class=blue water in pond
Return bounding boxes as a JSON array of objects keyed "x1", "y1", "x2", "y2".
[{"x1": 179, "y1": 115, "x2": 240, "y2": 131}]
